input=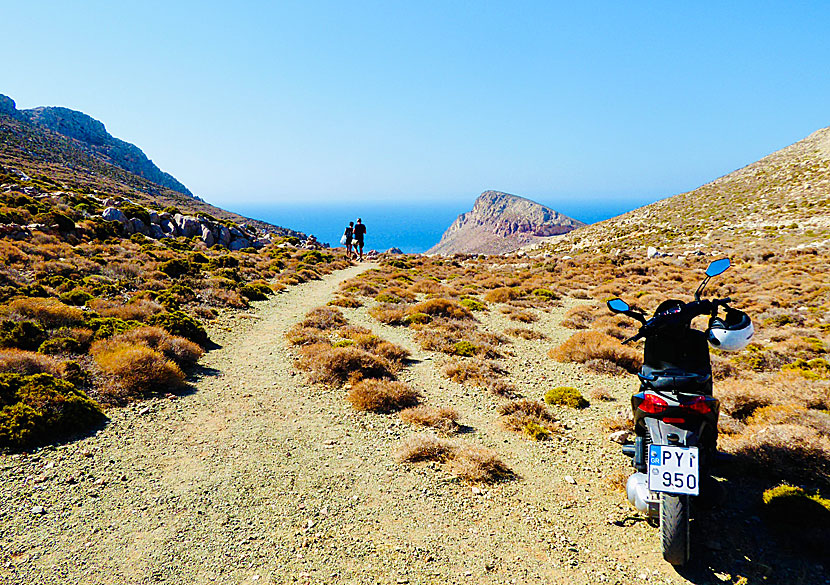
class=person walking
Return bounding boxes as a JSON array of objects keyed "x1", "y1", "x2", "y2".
[
  {"x1": 343, "y1": 221, "x2": 355, "y2": 259},
  {"x1": 353, "y1": 218, "x2": 366, "y2": 261}
]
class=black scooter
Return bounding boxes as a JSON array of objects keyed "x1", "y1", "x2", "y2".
[{"x1": 607, "y1": 257, "x2": 734, "y2": 566}]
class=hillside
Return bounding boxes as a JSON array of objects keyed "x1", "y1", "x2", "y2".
[
  {"x1": 428, "y1": 190, "x2": 585, "y2": 255},
  {"x1": 544, "y1": 127, "x2": 830, "y2": 257}
]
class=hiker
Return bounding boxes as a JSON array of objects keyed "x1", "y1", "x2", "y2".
[
  {"x1": 343, "y1": 221, "x2": 354, "y2": 259},
  {"x1": 353, "y1": 218, "x2": 366, "y2": 261}
]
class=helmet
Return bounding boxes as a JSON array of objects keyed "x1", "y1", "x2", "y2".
[{"x1": 708, "y1": 309, "x2": 754, "y2": 351}]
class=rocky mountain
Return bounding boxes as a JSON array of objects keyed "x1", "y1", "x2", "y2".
[
  {"x1": 427, "y1": 190, "x2": 585, "y2": 255},
  {"x1": 544, "y1": 127, "x2": 830, "y2": 257},
  {"x1": 0, "y1": 94, "x2": 192, "y2": 196}
]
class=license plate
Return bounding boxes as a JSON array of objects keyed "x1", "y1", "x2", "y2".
[{"x1": 648, "y1": 445, "x2": 699, "y2": 495}]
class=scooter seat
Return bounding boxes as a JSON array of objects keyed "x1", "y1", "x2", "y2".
[{"x1": 638, "y1": 368, "x2": 712, "y2": 394}]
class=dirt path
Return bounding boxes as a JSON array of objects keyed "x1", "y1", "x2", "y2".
[{"x1": 0, "y1": 263, "x2": 786, "y2": 585}]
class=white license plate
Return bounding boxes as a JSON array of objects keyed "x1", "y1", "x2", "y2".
[{"x1": 648, "y1": 445, "x2": 699, "y2": 495}]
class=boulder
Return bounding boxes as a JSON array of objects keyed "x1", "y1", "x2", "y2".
[
  {"x1": 150, "y1": 224, "x2": 165, "y2": 239},
  {"x1": 201, "y1": 225, "x2": 215, "y2": 247},
  {"x1": 229, "y1": 238, "x2": 252, "y2": 251},
  {"x1": 386, "y1": 247, "x2": 403, "y2": 254},
  {"x1": 160, "y1": 218, "x2": 178, "y2": 236},
  {"x1": 174, "y1": 214, "x2": 201, "y2": 237},
  {"x1": 218, "y1": 225, "x2": 231, "y2": 247},
  {"x1": 131, "y1": 217, "x2": 150, "y2": 235},
  {"x1": 102, "y1": 207, "x2": 128, "y2": 224},
  {"x1": 148, "y1": 210, "x2": 160, "y2": 224}
]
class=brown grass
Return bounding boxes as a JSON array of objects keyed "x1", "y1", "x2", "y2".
[
  {"x1": 504, "y1": 327, "x2": 547, "y2": 340},
  {"x1": 369, "y1": 304, "x2": 408, "y2": 325},
  {"x1": 443, "y1": 359, "x2": 506, "y2": 384},
  {"x1": 549, "y1": 330, "x2": 642, "y2": 373},
  {"x1": 5, "y1": 297, "x2": 84, "y2": 328},
  {"x1": 400, "y1": 405, "x2": 460, "y2": 433},
  {"x1": 561, "y1": 305, "x2": 600, "y2": 329},
  {"x1": 408, "y1": 298, "x2": 472, "y2": 320},
  {"x1": 587, "y1": 386, "x2": 617, "y2": 401},
  {"x1": 0, "y1": 349, "x2": 63, "y2": 377},
  {"x1": 395, "y1": 434, "x2": 455, "y2": 462},
  {"x1": 285, "y1": 325, "x2": 330, "y2": 346},
  {"x1": 106, "y1": 326, "x2": 203, "y2": 367},
  {"x1": 395, "y1": 434, "x2": 513, "y2": 484},
  {"x1": 88, "y1": 298, "x2": 164, "y2": 321},
  {"x1": 301, "y1": 306, "x2": 347, "y2": 330},
  {"x1": 92, "y1": 342, "x2": 186, "y2": 397},
  {"x1": 297, "y1": 344, "x2": 395, "y2": 385},
  {"x1": 484, "y1": 287, "x2": 520, "y2": 303},
  {"x1": 347, "y1": 379, "x2": 421, "y2": 413},
  {"x1": 498, "y1": 399, "x2": 560, "y2": 439}
]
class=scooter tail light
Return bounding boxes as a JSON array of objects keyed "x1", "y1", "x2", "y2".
[
  {"x1": 663, "y1": 417, "x2": 686, "y2": 424},
  {"x1": 681, "y1": 395, "x2": 716, "y2": 415},
  {"x1": 638, "y1": 393, "x2": 669, "y2": 414}
]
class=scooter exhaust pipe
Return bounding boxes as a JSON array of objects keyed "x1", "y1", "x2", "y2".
[{"x1": 626, "y1": 472, "x2": 655, "y2": 515}]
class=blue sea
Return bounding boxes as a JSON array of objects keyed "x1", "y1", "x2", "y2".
[{"x1": 232, "y1": 198, "x2": 654, "y2": 254}]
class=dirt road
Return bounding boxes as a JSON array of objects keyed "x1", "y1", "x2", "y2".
[{"x1": 0, "y1": 263, "x2": 813, "y2": 585}]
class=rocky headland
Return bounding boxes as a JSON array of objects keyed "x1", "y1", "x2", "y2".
[{"x1": 428, "y1": 190, "x2": 585, "y2": 255}]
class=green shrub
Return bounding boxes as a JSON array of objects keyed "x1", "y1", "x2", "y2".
[
  {"x1": 453, "y1": 340, "x2": 478, "y2": 357},
  {"x1": 460, "y1": 298, "x2": 486, "y2": 312},
  {"x1": 209, "y1": 255, "x2": 239, "y2": 269},
  {"x1": 147, "y1": 311, "x2": 208, "y2": 346},
  {"x1": 38, "y1": 337, "x2": 81, "y2": 355},
  {"x1": 523, "y1": 421, "x2": 552, "y2": 441},
  {"x1": 86, "y1": 317, "x2": 142, "y2": 340},
  {"x1": 59, "y1": 289, "x2": 93, "y2": 306},
  {"x1": 762, "y1": 484, "x2": 830, "y2": 557},
  {"x1": 189, "y1": 252, "x2": 210, "y2": 265},
  {"x1": 532, "y1": 288, "x2": 559, "y2": 301},
  {"x1": 158, "y1": 259, "x2": 191, "y2": 278},
  {"x1": 375, "y1": 292, "x2": 402, "y2": 304},
  {"x1": 239, "y1": 282, "x2": 273, "y2": 301},
  {"x1": 404, "y1": 313, "x2": 431, "y2": 326},
  {"x1": 0, "y1": 373, "x2": 105, "y2": 450},
  {"x1": 0, "y1": 321, "x2": 46, "y2": 351},
  {"x1": 544, "y1": 386, "x2": 589, "y2": 409}
]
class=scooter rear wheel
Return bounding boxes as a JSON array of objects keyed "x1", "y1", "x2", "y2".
[{"x1": 660, "y1": 493, "x2": 689, "y2": 565}]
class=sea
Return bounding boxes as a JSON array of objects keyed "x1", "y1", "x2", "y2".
[{"x1": 232, "y1": 198, "x2": 656, "y2": 254}]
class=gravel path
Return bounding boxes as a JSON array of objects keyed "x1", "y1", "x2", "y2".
[{"x1": 1, "y1": 263, "x2": 813, "y2": 585}]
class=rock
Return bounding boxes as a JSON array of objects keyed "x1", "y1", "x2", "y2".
[
  {"x1": 148, "y1": 210, "x2": 160, "y2": 224},
  {"x1": 31, "y1": 506, "x2": 45, "y2": 515},
  {"x1": 386, "y1": 247, "x2": 403, "y2": 254},
  {"x1": 131, "y1": 217, "x2": 150, "y2": 235},
  {"x1": 201, "y1": 225, "x2": 215, "y2": 247},
  {"x1": 564, "y1": 475, "x2": 576, "y2": 485},
  {"x1": 150, "y1": 224, "x2": 165, "y2": 239},
  {"x1": 229, "y1": 238, "x2": 252, "y2": 251},
  {"x1": 647, "y1": 246, "x2": 658, "y2": 258},
  {"x1": 174, "y1": 214, "x2": 201, "y2": 237},
  {"x1": 160, "y1": 218, "x2": 178, "y2": 236},
  {"x1": 608, "y1": 430, "x2": 633, "y2": 444},
  {"x1": 0, "y1": 93, "x2": 16, "y2": 116},
  {"x1": 102, "y1": 207, "x2": 128, "y2": 224},
  {"x1": 218, "y1": 225, "x2": 231, "y2": 247}
]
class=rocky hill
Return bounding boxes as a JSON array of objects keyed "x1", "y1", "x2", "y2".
[
  {"x1": 1, "y1": 94, "x2": 191, "y2": 196},
  {"x1": 0, "y1": 92, "x2": 307, "y2": 242},
  {"x1": 427, "y1": 190, "x2": 585, "y2": 255},
  {"x1": 544, "y1": 127, "x2": 830, "y2": 257}
]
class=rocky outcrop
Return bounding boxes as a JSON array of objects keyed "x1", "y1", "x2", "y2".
[
  {"x1": 0, "y1": 93, "x2": 193, "y2": 197},
  {"x1": 427, "y1": 191, "x2": 585, "y2": 255}
]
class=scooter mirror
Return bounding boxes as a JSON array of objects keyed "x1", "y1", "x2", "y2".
[
  {"x1": 705, "y1": 258, "x2": 730, "y2": 277},
  {"x1": 607, "y1": 298, "x2": 630, "y2": 313}
]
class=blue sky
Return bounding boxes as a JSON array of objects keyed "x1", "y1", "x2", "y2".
[{"x1": 3, "y1": 1, "x2": 829, "y2": 211}]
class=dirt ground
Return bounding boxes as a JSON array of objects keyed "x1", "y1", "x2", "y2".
[{"x1": 1, "y1": 263, "x2": 825, "y2": 585}]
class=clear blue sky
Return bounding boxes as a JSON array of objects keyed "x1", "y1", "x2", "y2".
[{"x1": 3, "y1": 1, "x2": 829, "y2": 211}]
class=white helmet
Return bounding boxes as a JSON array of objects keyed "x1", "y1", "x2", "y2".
[{"x1": 708, "y1": 309, "x2": 754, "y2": 351}]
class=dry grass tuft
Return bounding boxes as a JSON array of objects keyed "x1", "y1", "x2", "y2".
[
  {"x1": 395, "y1": 434, "x2": 455, "y2": 462},
  {"x1": 550, "y1": 330, "x2": 642, "y2": 373},
  {"x1": 447, "y1": 444, "x2": 514, "y2": 483},
  {"x1": 443, "y1": 358, "x2": 506, "y2": 384},
  {"x1": 297, "y1": 344, "x2": 395, "y2": 385},
  {"x1": 346, "y1": 379, "x2": 421, "y2": 413},
  {"x1": 6, "y1": 298, "x2": 84, "y2": 328},
  {"x1": 0, "y1": 349, "x2": 63, "y2": 377},
  {"x1": 400, "y1": 405, "x2": 459, "y2": 433},
  {"x1": 504, "y1": 327, "x2": 547, "y2": 340},
  {"x1": 409, "y1": 298, "x2": 473, "y2": 320},
  {"x1": 301, "y1": 306, "x2": 347, "y2": 330},
  {"x1": 499, "y1": 399, "x2": 559, "y2": 440},
  {"x1": 587, "y1": 386, "x2": 616, "y2": 401},
  {"x1": 92, "y1": 342, "x2": 185, "y2": 397},
  {"x1": 285, "y1": 325, "x2": 330, "y2": 346},
  {"x1": 369, "y1": 304, "x2": 408, "y2": 325},
  {"x1": 106, "y1": 326, "x2": 204, "y2": 367}
]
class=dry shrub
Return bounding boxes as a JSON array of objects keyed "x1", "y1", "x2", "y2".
[
  {"x1": 583, "y1": 358, "x2": 628, "y2": 376},
  {"x1": 6, "y1": 298, "x2": 84, "y2": 328},
  {"x1": 301, "y1": 306, "x2": 347, "y2": 330},
  {"x1": 204, "y1": 288, "x2": 248, "y2": 308},
  {"x1": 395, "y1": 434, "x2": 455, "y2": 462},
  {"x1": 723, "y1": 424, "x2": 830, "y2": 485},
  {"x1": 481, "y1": 379, "x2": 519, "y2": 397},
  {"x1": 448, "y1": 444, "x2": 514, "y2": 483},
  {"x1": 347, "y1": 379, "x2": 420, "y2": 413},
  {"x1": 329, "y1": 295, "x2": 362, "y2": 308},
  {"x1": 400, "y1": 405, "x2": 459, "y2": 433},
  {"x1": 549, "y1": 330, "x2": 642, "y2": 373},
  {"x1": 716, "y1": 378, "x2": 780, "y2": 420},
  {"x1": 746, "y1": 404, "x2": 830, "y2": 435},
  {"x1": 504, "y1": 327, "x2": 546, "y2": 340},
  {"x1": 443, "y1": 359, "x2": 506, "y2": 384},
  {"x1": 92, "y1": 342, "x2": 185, "y2": 397},
  {"x1": 717, "y1": 414, "x2": 746, "y2": 436},
  {"x1": 602, "y1": 413, "x2": 633, "y2": 432},
  {"x1": 297, "y1": 344, "x2": 394, "y2": 385},
  {"x1": 369, "y1": 304, "x2": 407, "y2": 325},
  {"x1": 0, "y1": 349, "x2": 63, "y2": 377},
  {"x1": 587, "y1": 386, "x2": 616, "y2": 401},
  {"x1": 484, "y1": 287, "x2": 520, "y2": 303},
  {"x1": 285, "y1": 325, "x2": 330, "y2": 346},
  {"x1": 561, "y1": 305, "x2": 600, "y2": 329},
  {"x1": 506, "y1": 309, "x2": 537, "y2": 323},
  {"x1": 340, "y1": 279, "x2": 379, "y2": 297},
  {"x1": 604, "y1": 469, "x2": 630, "y2": 493},
  {"x1": 410, "y1": 279, "x2": 445, "y2": 294},
  {"x1": 88, "y1": 298, "x2": 164, "y2": 321},
  {"x1": 338, "y1": 325, "x2": 373, "y2": 339},
  {"x1": 109, "y1": 326, "x2": 204, "y2": 367},
  {"x1": 395, "y1": 434, "x2": 513, "y2": 484},
  {"x1": 409, "y1": 298, "x2": 472, "y2": 320},
  {"x1": 499, "y1": 399, "x2": 559, "y2": 440}
]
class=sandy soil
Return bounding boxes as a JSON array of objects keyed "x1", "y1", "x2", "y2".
[{"x1": 1, "y1": 263, "x2": 824, "y2": 585}]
